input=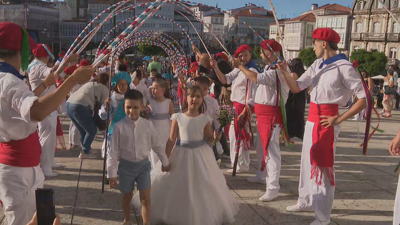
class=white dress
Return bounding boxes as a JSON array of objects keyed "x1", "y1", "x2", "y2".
[
  {"x1": 149, "y1": 98, "x2": 171, "y2": 168},
  {"x1": 147, "y1": 113, "x2": 239, "y2": 225}
]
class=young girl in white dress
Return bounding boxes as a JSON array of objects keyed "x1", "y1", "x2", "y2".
[
  {"x1": 148, "y1": 86, "x2": 239, "y2": 225},
  {"x1": 149, "y1": 78, "x2": 174, "y2": 167}
]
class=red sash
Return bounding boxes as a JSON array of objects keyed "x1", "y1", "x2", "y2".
[
  {"x1": 0, "y1": 132, "x2": 42, "y2": 167},
  {"x1": 307, "y1": 102, "x2": 339, "y2": 186},
  {"x1": 255, "y1": 104, "x2": 283, "y2": 171},
  {"x1": 233, "y1": 102, "x2": 252, "y2": 151}
]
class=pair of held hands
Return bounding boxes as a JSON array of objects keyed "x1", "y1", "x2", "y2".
[
  {"x1": 109, "y1": 164, "x2": 171, "y2": 189},
  {"x1": 42, "y1": 54, "x2": 96, "y2": 88}
]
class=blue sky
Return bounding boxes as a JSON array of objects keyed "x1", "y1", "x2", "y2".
[{"x1": 203, "y1": 0, "x2": 354, "y2": 19}]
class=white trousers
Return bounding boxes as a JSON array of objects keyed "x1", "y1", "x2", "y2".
[
  {"x1": 297, "y1": 121, "x2": 340, "y2": 225},
  {"x1": 0, "y1": 164, "x2": 44, "y2": 225},
  {"x1": 38, "y1": 111, "x2": 58, "y2": 174},
  {"x1": 229, "y1": 121, "x2": 250, "y2": 172},
  {"x1": 69, "y1": 121, "x2": 81, "y2": 147},
  {"x1": 394, "y1": 174, "x2": 400, "y2": 225},
  {"x1": 255, "y1": 126, "x2": 282, "y2": 195}
]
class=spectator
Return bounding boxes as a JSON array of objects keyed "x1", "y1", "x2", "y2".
[
  {"x1": 382, "y1": 69, "x2": 395, "y2": 118},
  {"x1": 390, "y1": 64, "x2": 400, "y2": 109},
  {"x1": 286, "y1": 58, "x2": 306, "y2": 139},
  {"x1": 147, "y1": 56, "x2": 162, "y2": 74},
  {"x1": 66, "y1": 73, "x2": 110, "y2": 159}
]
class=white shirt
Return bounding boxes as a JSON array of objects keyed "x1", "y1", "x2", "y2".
[
  {"x1": 225, "y1": 68, "x2": 256, "y2": 106},
  {"x1": 28, "y1": 60, "x2": 56, "y2": 97},
  {"x1": 297, "y1": 58, "x2": 366, "y2": 105},
  {"x1": 210, "y1": 83, "x2": 215, "y2": 95},
  {"x1": 255, "y1": 65, "x2": 290, "y2": 106},
  {"x1": 204, "y1": 95, "x2": 220, "y2": 129},
  {"x1": 0, "y1": 72, "x2": 39, "y2": 142},
  {"x1": 107, "y1": 117, "x2": 170, "y2": 178},
  {"x1": 130, "y1": 81, "x2": 151, "y2": 104}
]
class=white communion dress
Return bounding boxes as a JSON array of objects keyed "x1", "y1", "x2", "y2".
[
  {"x1": 147, "y1": 113, "x2": 239, "y2": 225},
  {"x1": 149, "y1": 98, "x2": 171, "y2": 168}
]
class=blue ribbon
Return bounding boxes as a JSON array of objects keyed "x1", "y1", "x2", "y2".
[
  {"x1": 318, "y1": 53, "x2": 348, "y2": 69},
  {"x1": 0, "y1": 62, "x2": 25, "y2": 80}
]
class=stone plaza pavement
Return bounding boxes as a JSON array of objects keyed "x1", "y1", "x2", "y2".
[{"x1": 1, "y1": 107, "x2": 399, "y2": 225}]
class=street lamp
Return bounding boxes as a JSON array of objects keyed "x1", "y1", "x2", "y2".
[{"x1": 43, "y1": 19, "x2": 54, "y2": 53}]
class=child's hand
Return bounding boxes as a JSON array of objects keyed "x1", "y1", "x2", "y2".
[
  {"x1": 105, "y1": 97, "x2": 111, "y2": 111},
  {"x1": 109, "y1": 177, "x2": 118, "y2": 188},
  {"x1": 162, "y1": 164, "x2": 171, "y2": 172}
]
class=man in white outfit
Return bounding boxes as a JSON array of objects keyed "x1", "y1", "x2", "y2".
[
  {"x1": 0, "y1": 22, "x2": 94, "y2": 225},
  {"x1": 390, "y1": 130, "x2": 400, "y2": 225},
  {"x1": 279, "y1": 28, "x2": 367, "y2": 225},
  {"x1": 211, "y1": 44, "x2": 258, "y2": 173},
  {"x1": 28, "y1": 44, "x2": 59, "y2": 177},
  {"x1": 232, "y1": 40, "x2": 290, "y2": 202}
]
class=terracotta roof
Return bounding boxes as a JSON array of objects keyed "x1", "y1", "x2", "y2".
[
  {"x1": 235, "y1": 7, "x2": 273, "y2": 18},
  {"x1": 285, "y1": 13, "x2": 316, "y2": 23},
  {"x1": 314, "y1": 3, "x2": 351, "y2": 12},
  {"x1": 269, "y1": 19, "x2": 290, "y2": 26}
]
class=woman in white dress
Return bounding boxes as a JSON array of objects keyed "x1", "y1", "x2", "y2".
[
  {"x1": 149, "y1": 86, "x2": 239, "y2": 225},
  {"x1": 149, "y1": 78, "x2": 174, "y2": 167}
]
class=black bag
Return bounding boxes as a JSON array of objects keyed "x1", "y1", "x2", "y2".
[
  {"x1": 384, "y1": 85, "x2": 397, "y2": 95},
  {"x1": 93, "y1": 83, "x2": 107, "y2": 131}
]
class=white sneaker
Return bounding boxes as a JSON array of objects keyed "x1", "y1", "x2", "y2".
[
  {"x1": 52, "y1": 163, "x2": 64, "y2": 168},
  {"x1": 286, "y1": 204, "x2": 314, "y2": 212},
  {"x1": 227, "y1": 169, "x2": 248, "y2": 174},
  {"x1": 379, "y1": 110, "x2": 385, "y2": 115},
  {"x1": 44, "y1": 171, "x2": 58, "y2": 177},
  {"x1": 79, "y1": 152, "x2": 97, "y2": 159},
  {"x1": 246, "y1": 176, "x2": 266, "y2": 184},
  {"x1": 259, "y1": 193, "x2": 279, "y2": 202}
]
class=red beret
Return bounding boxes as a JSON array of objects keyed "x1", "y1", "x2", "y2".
[
  {"x1": 32, "y1": 44, "x2": 52, "y2": 57},
  {"x1": 215, "y1": 52, "x2": 228, "y2": 61},
  {"x1": 261, "y1": 40, "x2": 282, "y2": 52},
  {"x1": 234, "y1": 44, "x2": 251, "y2": 58},
  {"x1": 79, "y1": 60, "x2": 91, "y2": 67},
  {"x1": 0, "y1": 22, "x2": 37, "y2": 51},
  {"x1": 59, "y1": 51, "x2": 66, "y2": 59},
  {"x1": 64, "y1": 65, "x2": 78, "y2": 75},
  {"x1": 189, "y1": 62, "x2": 199, "y2": 73},
  {"x1": 312, "y1": 28, "x2": 340, "y2": 44}
]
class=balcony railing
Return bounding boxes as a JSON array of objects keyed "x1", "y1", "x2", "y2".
[
  {"x1": 351, "y1": 33, "x2": 362, "y2": 41},
  {"x1": 362, "y1": 33, "x2": 386, "y2": 41},
  {"x1": 387, "y1": 33, "x2": 400, "y2": 42}
]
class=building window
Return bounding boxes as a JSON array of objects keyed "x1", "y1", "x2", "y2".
[
  {"x1": 356, "y1": 22, "x2": 362, "y2": 33},
  {"x1": 322, "y1": 18, "x2": 327, "y2": 27},
  {"x1": 393, "y1": 22, "x2": 400, "y2": 33},
  {"x1": 390, "y1": 48, "x2": 397, "y2": 59},
  {"x1": 307, "y1": 24, "x2": 313, "y2": 36},
  {"x1": 373, "y1": 22, "x2": 381, "y2": 33}
]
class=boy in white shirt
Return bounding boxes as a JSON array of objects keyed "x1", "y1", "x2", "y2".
[{"x1": 107, "y1": 89, "x2": 171, "y2": 225}]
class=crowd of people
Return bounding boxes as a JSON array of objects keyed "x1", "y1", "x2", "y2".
[{"x1": 0, "y1": 21, "x2": 399, "y2": 225}]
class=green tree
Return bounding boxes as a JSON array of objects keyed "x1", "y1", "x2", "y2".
[
  {"x1": 350, "y1": 49, "x2": 388, "y2": 76},
  {"x1": 138, "y1": 44, "x2": 167, "y2": 57},
  {"x1": 253, "y1": 46, "x2": 261, "y2": 59},
  {"x1": 298, "y1": 47, "x2": 317, "y2": 67}
]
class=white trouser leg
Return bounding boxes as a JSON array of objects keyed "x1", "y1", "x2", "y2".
[
  {"x1": 255, "y1": 134, "x2": 267, "y2": 180},
  {"x1": 0, "y1": 165, "x2": 44, "y2": 225},
  {"x1": 69, "y1": 122, "x2": 81, "y2": 147},
  {"x1": 229, "y1": 122, "x2": 250, "y2": 172},
  {"x1": 394, "y1": 174, "x2": 400, "y2": 225},
  {"x1": 265, "y1": 126, "x2": 282, "y2": 195},
  {"x1": 297, "y1": 121, "x2": 340, "y2": 225},
  {"x1": 39, "y1": 112, "x2": 58, "y2": 174}
]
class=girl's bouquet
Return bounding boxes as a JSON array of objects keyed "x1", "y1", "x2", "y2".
[
  {"x1": 213, "y1": 105, "x2": 236, "y2": 146},
  {"x1": 140, "y1": 105, "x2": 151, "y2": 120}
]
